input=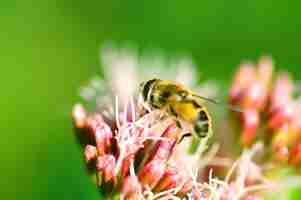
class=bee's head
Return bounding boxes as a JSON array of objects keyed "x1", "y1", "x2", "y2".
[{"x1": 139, "y1": 78, "x2": 158, "y2": 102}]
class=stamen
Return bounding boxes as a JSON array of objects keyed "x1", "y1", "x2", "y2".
[
  {"x1": 225, "y1": 160, "x2": 238, "y2": 184},
  {"x1": 123, "y1": 99, "x2": 128, "y2": 124},
  {"x1": 129, "y1": 158, "x2": 135, "y2": 177},
  {"x1": 115, "y1": 95, "x2": 120, "y2": 129},
  {"x1": 152, "y1": 182, "x2": 185, "y2": 200},
  {"x1": 130, "y1": 96, "x2": 136, "y2": 122},
  {"x1": 237, "y1": 184, "x2": 272, "y2": 199}
]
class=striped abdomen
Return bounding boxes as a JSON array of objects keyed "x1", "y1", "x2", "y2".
[{"x1": 170, "y1": 100, "x2": 212, "y2": 139}]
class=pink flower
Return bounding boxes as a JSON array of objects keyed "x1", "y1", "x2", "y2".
[
  {"x1": 96, "y1": 154, "x2": 116, "y2": 184},
  {"x1": 138, "y1": 159, "x2": 166, "y2": 189},
  {"x1": 229, "y1": 62, "x2": 256, "y2": 104},
  {"x1": 241, "y1": 109, "x2": 259, "y2": 146},
  {"x1": 153, "y1": 165, "x2": 184, "y2": 193},
  {"x1": 269, "y1": 73, "x2": 293, "y2": 113},
  {"x1": 84, "y1": 145, "x2": 97, "y2": 162},
  {"x1": 146, "y1": 123, "x2": 180, "y2": 163},
  {"x1": 121, "y1": 175, "x2": 142, "y2": 200}
]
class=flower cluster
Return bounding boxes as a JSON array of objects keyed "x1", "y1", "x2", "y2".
[
  {"x1": 229, "y1": 56, "x2": 273, "y2": 146},
  {"x1": 72, "y1": 101, "x2": 268, "y2": 200},
  {"x1": 73, "y1": 100, "x2": 202, "y2": 199},
  {"x1": 71, "y1": 44, "x2": 273, "y2": 199},
  {"x1": 229, "y1": 56, "x2": 301, "y2": 166}
]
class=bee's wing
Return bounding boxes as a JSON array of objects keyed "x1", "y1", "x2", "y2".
[{"x1": 191, "y1": 94, "x2": 242, "y2": 113}]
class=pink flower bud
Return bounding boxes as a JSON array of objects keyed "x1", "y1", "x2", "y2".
[
  {"x1": 269, "y1": 73, "x2": 293, "y2": 113},
  {"x1": 84, "y1": 145, "x2": 97, "y2": 162},
  {"x1": 138, "y1": 159, "x2": 166, "y2": 189},
  {"x1": 96, "y1": 155, "x2": 116, "y2": 183},
  {"x1": 176, "y1": 176, "x2": 193, "y2": 197},
  {"x1": 257, "y1": 56, "x2": 273, "y2": 87},
  {"x1": 229, "y1": 63, "x2": 256, "y2": 104},
  {"x1": 86, "y1": 113, "x2": 104, "y2": 133},
  {"x1": 121, "y1": 154, "x2": 135, "y2": 177},
  {"x1": 146, "y1": 123, "x2": 180, "y2": 163},
  {"x1": 153, "y1": 166, "x2": 182, "y2": 192},
  {"x1": 241, "y1": 109, "x2": 259, "y2": 146},
  {"x1": 268, "y1": 104, "x2": 294, "y2": 130},
  {"x1": 87, "y1": 118, "x2": 113, "y2": 155},
  {"x1": 242, "y1": 81, "x2": 266, "y2": 110},
  {"x1": 121, "y1": 174, "x2": 142, "y2": 200},
  {"x1": 95, "y1": 125, "x2": 113, "y2": 155},
  {"x1": 72, "y1": 103, "x2": 87, "y2": 128}
]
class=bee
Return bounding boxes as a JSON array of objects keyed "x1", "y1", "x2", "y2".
[
  {"x1": 139, "y1": 78, "x2": 215, "y2": 141},
  {"x1": 140, "y1": 78, "x2": 241, "y2": 142}
]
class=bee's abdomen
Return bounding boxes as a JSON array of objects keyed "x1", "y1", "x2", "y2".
[{"x1": 193, "y1": 109, "x2": 211, "y2": 138}]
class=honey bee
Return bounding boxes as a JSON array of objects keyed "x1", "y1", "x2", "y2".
[
  {"x1": 139, "y1": 78, "x2": 215, "y2": 141},
  {"x1": 140, "y1": 78, "x2": 241, "y2": 142}
]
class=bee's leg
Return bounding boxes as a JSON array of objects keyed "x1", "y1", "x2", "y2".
[
  {"x1": 174, "y1": 119, "x2": 192, "y2": 143},
  {"x1": 178, "y1": 132, "x2": 192, "y2": 143},
  {"x1": 142, "y1": 102, "x2": 152, "y2": 113},
  {"x1": 175, "y1": 119, "x2": 182, "y2": 129}
]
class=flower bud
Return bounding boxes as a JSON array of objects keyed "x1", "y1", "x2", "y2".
[
  {"x1": 153, "y1": 166, "x2": 182, "y2": 192},
  {"x1": 121, "y1": 174, "x2": 142, "y2": 200},
  {"x1": 86, "y1": 113, "x2": 105, "y2": 132},
  {"x1": 96, "y1": 155, "x2": 116, "y2": 183},
  {"x1": 268, "y1": 104, "x2": 294, "y2": 131},
  {"x1": 229, "y1": 63, "x2": 256, "y2": 104},
  {"x1": 176, "y1": 176, "x2": 193, "y2": 197},
  {"x1": 94, "y1": 122, "x2": 113, "y2": 156},
  {"x1": 84, "y1": 145, "x2": 97, "y2": 162},
  {"x1": 138, "y1": 159, "x2": 166, "y2": 189},
  {"x1": 257, "y1": 56, "x2": 273, "y2": 87},
  {"x1": 146, "y1": 123, "x2": 180, "y2": 163},
  {"x1": 72, "y1": 103, "x2": 87, "y2": 128},
  {"x1": 121, "y1": 154, "x2": 135, "y2": 177},
  {"x1": 269, "y1": 73, "x2": 293, "y2": 113},
  {"x1": 242, "y1": 81, "x2": 266, "y2": 110},
  {"x1": 241, "y1": 109, "x2": 259, "y2": 146}
]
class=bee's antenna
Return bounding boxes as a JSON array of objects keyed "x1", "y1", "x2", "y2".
[{"x1": 192, "y1": 94, "x2": 243, "y2": 113}]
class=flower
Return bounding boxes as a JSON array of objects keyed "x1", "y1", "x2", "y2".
[
  {"x1": 229, "y1": 56, "x2": 274, "y2": 146},
  {"x1": 229, "y1": 56, "x2": 301, "y2": 166},
  {"x1": 71, "y1": 44, "x2": 280, "y2": 199}
]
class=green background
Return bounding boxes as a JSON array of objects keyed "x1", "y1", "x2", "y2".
[{"x1": 1, "y1": 1, "x2": 300, "y2": 199}]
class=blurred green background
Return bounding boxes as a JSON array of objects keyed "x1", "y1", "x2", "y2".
[{"x1": 1, "y1": 0, "x2": 301, "y2": 199}]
